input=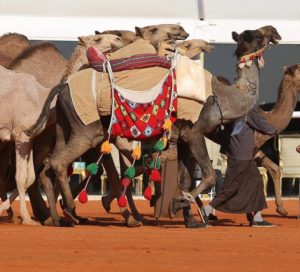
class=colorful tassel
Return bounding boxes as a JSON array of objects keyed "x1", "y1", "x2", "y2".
[
  {"x1": 131, "y1": 145, "x2": 142, "y2": 160},
  {"x1": 101, "y1": 140, "x2": 112, "y2": 154},
  {"x1": 118, "y1": 195, "x2": 127, "y2": 207},
  {"x1": 163, "y1": 119, "x2": 172, "y2": 132},
  {"x1": 150, "y1": 169, "x2": 161, "y2": 182},
  {"x1": 86, "y1": 163, "x2": 99, "y2": 176},
  {"x1": 121, "y1": 177, "x2": 131, "y2": 188},
  {"x1": 124, "y1": 166, "x2": 135, "y2": 179},
  {"x1": 78, "y1": 190, "x2": 88, "y2": 203},
  {"x1": 144, "y1": 186, "x2": 152, "y2": 200},
  {"x1": 150, "y1": 158, "x2": 161, "y2": 170},
  {"x1": 154, "y1": 139, "x2": 165, "y2": 152}
]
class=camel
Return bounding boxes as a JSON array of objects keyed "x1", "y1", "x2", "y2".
[
  {"x1": 253, "y1": 63, "x2": 300, "y2": 216},
  {"x1": 0, "y1": 33, "x2": 31, "y2": 68},
  {"x1": 24, "y1": 26, "x2": 280, "y2": 228},
  {"x1": 135, "y1": 24, "x2": 189, "y2": 48},
  {"x1": 0, "y1": 34, "x2": 127, "y2": 225}
]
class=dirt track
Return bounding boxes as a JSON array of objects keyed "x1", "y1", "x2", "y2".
[{"x1": 0, "y1": 199, "x2": 299, "y2": 272}]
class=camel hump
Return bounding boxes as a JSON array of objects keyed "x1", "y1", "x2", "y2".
[{"x1": 9, "y1": 42, "x2": 63, "y2": 68}]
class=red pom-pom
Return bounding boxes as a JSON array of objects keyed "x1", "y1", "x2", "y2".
[
  {"x1": 117, "y1": 195, "x2": 127, "y2": 207},
  {"x1": 150, "y1": 169, "x2": 161, "y2": 182},
  {"x1": 78, "y1": 190, "x2": 88, "y2": 204},
  {"x1": 144, "y1": 186, "x2": 152, "y2": 200},
  {"x1": 121, "y1": 177, "x2": 131, "y2": 188},
  {"x1": 67, "y1": 165, "x2": 73, "y2": 177}
]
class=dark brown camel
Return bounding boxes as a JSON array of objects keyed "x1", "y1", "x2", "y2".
[{"x1": 24, "y1": 26, "x2": 280, "y2": 228}]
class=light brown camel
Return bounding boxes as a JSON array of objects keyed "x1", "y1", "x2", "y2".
[
  {"x1": 135, "y1": 24, "x2": 189, "y2": 48},
  {"x1": 0, "y1": 33, "x2": 31, "y2": 68},
  {"x1": 0, "y1": 34, "x2": 127, "y2": 224},
  {"x1": 253, "y1": 64, "x2": 300, "y2": 216}
]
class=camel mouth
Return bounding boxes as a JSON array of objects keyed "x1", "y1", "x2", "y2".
[{"x1": 204, "y1": 43, "x2": 215, "y2": 53}]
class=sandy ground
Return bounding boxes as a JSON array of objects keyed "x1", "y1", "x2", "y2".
[{"x1": 0, "y1": 199, "x2": 299, "y2": 272}]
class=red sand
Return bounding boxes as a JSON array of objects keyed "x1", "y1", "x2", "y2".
[{"x1": 0, "y1": 199, "x2": 299, "y2": 272}]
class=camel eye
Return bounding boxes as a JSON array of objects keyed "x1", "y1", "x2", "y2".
[{"x1": 94, "y1": 37, "x2": 102, "y2": 42}]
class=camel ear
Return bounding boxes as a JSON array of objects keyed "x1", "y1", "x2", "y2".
[
  {"x1": 95, "y1": 30, "x2": 101, "y2": 34},
  {"x1": 78, "y1": 36, "x2": 86, "y2": 45},
  {"x1": 232, "y1": 31, "x2": 239, "y2": 42},
  {"x1": 135, "y1": 27, "x2": 143, "y2": 37}
]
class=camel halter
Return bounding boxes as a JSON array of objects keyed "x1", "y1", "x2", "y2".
[{"x1": 238, "y1": 45, "x2": 267, "y2": 69}]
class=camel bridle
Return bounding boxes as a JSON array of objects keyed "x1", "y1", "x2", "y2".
[{"x1": 238, "y1": 44, "x2": 267, "y2": 69}]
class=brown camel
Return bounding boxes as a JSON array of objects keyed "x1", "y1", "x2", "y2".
[
  {"x1": 24, "y1": 26, "x2": 280, "y2": 228},
  {"x1": 95, "y1": 30, "x2": 137, "y2": 45},
  {"x1": 0, "y1": 33, "x2": 31, "y2": 68},
  {"x1": 253, "y1": 63, "x2": 300, "y2": 216},
  {"x1": 0, "y1": 34, "x2": 126, "y2": 224}
]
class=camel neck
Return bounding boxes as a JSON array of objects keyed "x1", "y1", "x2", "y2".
[
  {"x1": 62, "y1": 45, "x2": 88, "y2": 81},
  {"x1": 270, "y1": 78, "x2": 299, "y2": 131}
]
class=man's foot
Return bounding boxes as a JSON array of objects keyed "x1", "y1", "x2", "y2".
[
  {"x1": 252, "y1": 220, "x2": 275, "y2": 227},
  {"x1": 168, "y1": 198, "x2": 189, "y2": 219}
]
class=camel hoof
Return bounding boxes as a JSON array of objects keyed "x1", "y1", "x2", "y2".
[
  {"x1": 101, "y1": 195, "x2": 112, "y2": 213},
  {"x1": 22, "y1": 218, "x2": 41, "y2": 226},
  {"x1": 126, "y1": 215, "x2": 142, "y2": 228},
  {"x1": 12, "y1": 216, "x2": 22, "y2": 225},
  {"x1": 43, "y1": 217, "x2": 55, "y2": 226},
  {"x1": 276, "y1": 206, "x2": 288, "y2": 217},
  {"x1": 58, "y1": 217, "x2": 74, "y2": 227}
]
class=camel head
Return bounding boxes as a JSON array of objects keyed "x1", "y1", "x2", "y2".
[
  {"x1": 176, "y1": 39, "x2": 214, "y2": 58},
  {"x1": 232, "y1": 26, "x2": 281, "y2": 58},
  {"x1": 284, "y1": 63, "x2": 300, "y2": 90},
  {"x1": 257, "y1": 25, "x2": 281, "y2": 44},
  {"x1": 95, "y1": 30, "x2": 137, "y2": 46},
  {"x1": 135, "y1": 24, "x2": 189, "y2": 47},
  {"x1": 78, "y1": 34, "x2": 126, "y2": 53}
]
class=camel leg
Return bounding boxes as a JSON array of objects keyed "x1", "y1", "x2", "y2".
[
  {"x1": 188, "y1": 131, "x2": 216, "y2": 198},
  {"x1": 255, "y1": 151, "x2": 287, "y2": 216},
  {"x1": 50, "y1": 133, "x2": 102, "y2": 224},
  {"x1": 15, "y1": 139, "x2": 39, "y2": 225},
  {"x1": 39, "y1": 164, "x2": 64, "y2": 226}
]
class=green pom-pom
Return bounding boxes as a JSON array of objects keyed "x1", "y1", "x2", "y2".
[
  {"x1": 154, "y1": 140, "x2": 165, "y2": 152},
  {"x1": 86, "y1": 163, "x2": 99, "y2": 176},
  {"x1": 124, "y1": 166, "x2": 135, "y2": 179},
  {"x1": 150, "y1": 158, "x2": 161, "y2": 169}
]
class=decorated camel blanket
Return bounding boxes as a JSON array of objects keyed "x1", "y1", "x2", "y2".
[{"x1": 68, "y1": 67, "x2": 212, "y2": 126}]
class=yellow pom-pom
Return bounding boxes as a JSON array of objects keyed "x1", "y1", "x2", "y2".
[
  {"x1": 131, "y1": 145, "x2": 142, "y2": 160},
  {"x1": 101, "y1": 140, "x2": 112, "y2": 154},
  {"x1": 162, "y1": 136, "x2": 168, "y2": 146},
  {"x1": 163, "y1": 119, "x2": 172, "y2": 132}
]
